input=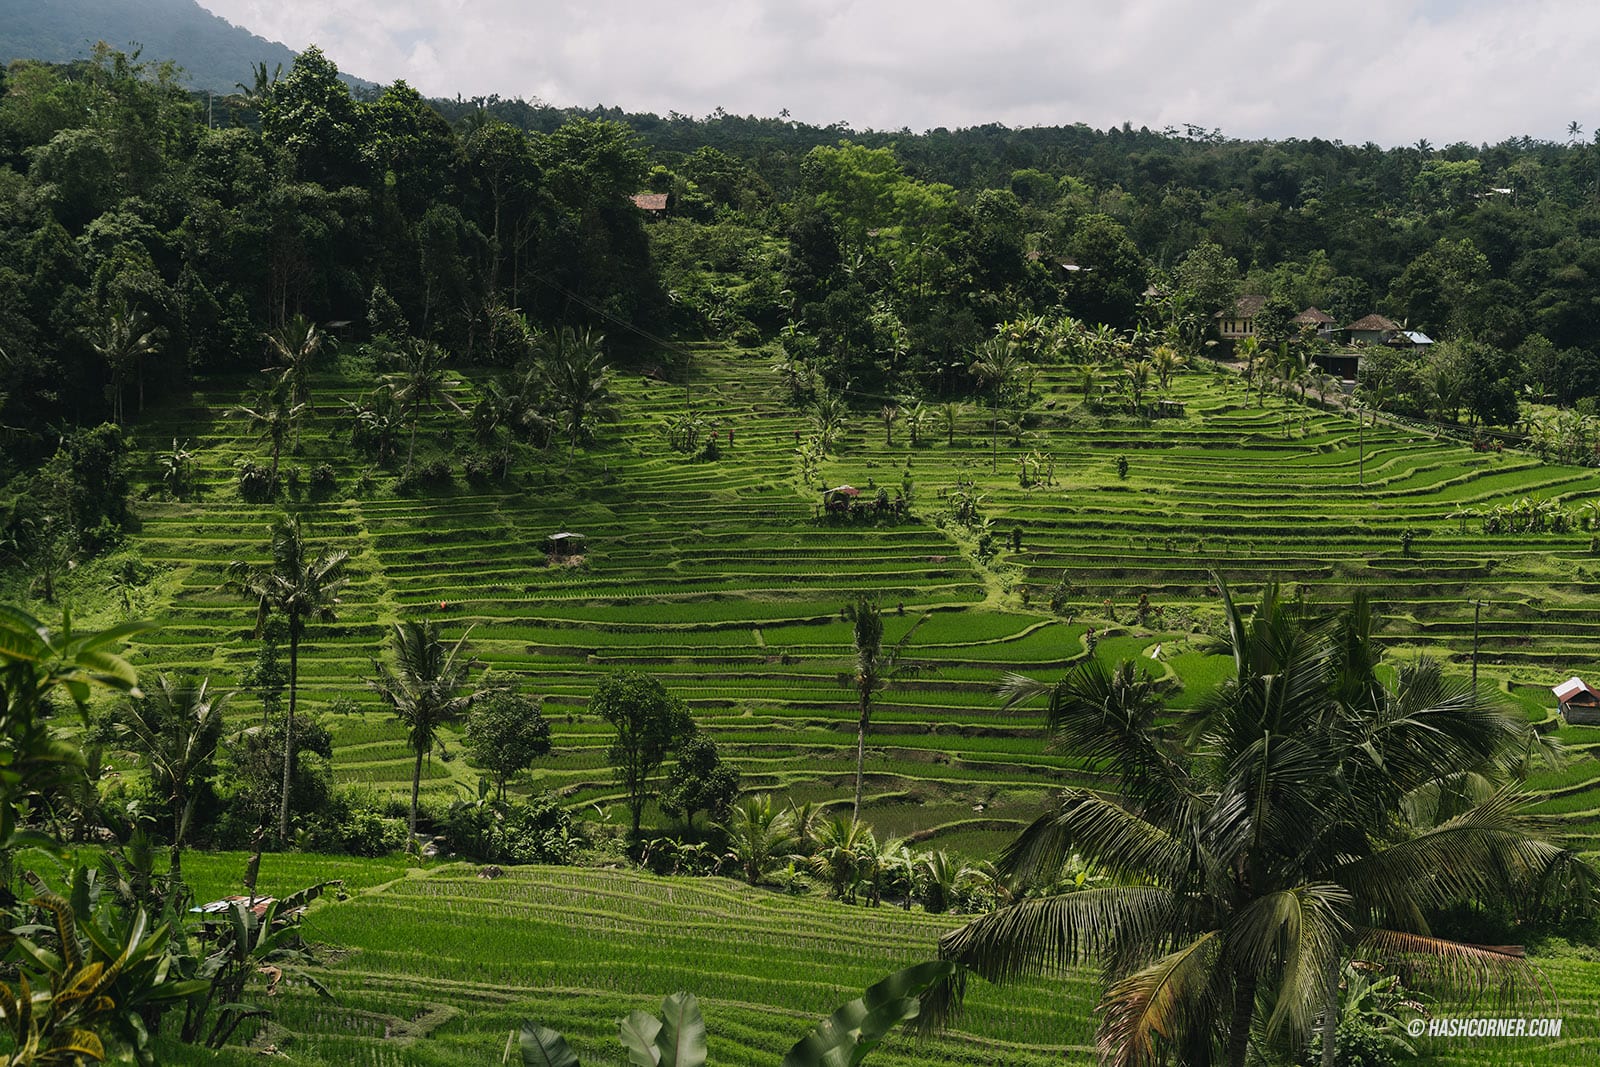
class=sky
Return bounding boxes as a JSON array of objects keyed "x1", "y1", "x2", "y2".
[{"x1": 197, "y1": 0, "x2": 1600, "y2": 146}]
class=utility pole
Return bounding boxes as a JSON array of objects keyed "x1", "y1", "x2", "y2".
[{"x1": 1471, "y1": 599, "x2": 1482, "y2": 691}]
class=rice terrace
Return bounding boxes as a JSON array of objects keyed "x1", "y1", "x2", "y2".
[{"x1": 6, "y1": 4, "x2": 1600, "y2": 1066}]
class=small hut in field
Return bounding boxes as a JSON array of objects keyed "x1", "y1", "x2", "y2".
[
  {"x1": 1553, "y1": 677, "x2": 1600, "y2": 724},
  {"x1": 546, "y1": 532, "x2": 586, "y2": 559}
]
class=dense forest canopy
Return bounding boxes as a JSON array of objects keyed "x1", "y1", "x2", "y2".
[{"x1": 6, "y1": 43, "x2": 1600, "y2": 544}]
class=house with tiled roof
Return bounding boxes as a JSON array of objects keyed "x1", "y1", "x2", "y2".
[
  {"x1": 630, "y1": 192, "x2": 670, "y2": 214},
  {"x1": 1346, "y1": 313, "x2": 1402, "y2": 345},
  {"x1": 1215, "y1": 294, "x2": 1267, "y2": 340},
  {"x1": 1291, "y1": 306, "x2": 1336, "y2": 338}
]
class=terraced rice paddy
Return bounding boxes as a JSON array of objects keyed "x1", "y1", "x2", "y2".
[
  {"x1": 150, "y1": 854, "x2": 1598, "y2": 1067},
  {"x1": 121, "y1": 347, "x2": 1600, "y2": 859}
]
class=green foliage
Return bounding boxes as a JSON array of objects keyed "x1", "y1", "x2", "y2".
[
  {"x1": 658, "y1": 734, "x2": 740, "y2": 827},
  {"x1": 465, "y1": 691, "x2": 552, "y2": 800},
  {"x1": 591, "y1": 671, "x2": 695, "y2": 838},
  {"x1": 512, "y1": 960, "x2": 956, "y2": 1067}
]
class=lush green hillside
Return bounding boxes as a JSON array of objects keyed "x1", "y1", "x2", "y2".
[
  {"x1": 100, "y1": 347, "x2": 1600, "y2": 861},
  {"x1": 139, "y1": 852, "x2": 1595, "y2": 1066},
  {"x1": 0, "y1": 0, "x2": 369, "y2": 92}
]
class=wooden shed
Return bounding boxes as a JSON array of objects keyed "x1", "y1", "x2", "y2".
[
  {"x1": 546, "y1": 532, "x2": 586, "y2": 558},
  {"x1": 1553, "y1": 676, "x2": 1600, "y2": 724}
]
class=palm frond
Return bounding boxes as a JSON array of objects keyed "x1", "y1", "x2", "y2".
[{"x1": 1096, "y1": 931, "x2": 1224, "y2": 1067}]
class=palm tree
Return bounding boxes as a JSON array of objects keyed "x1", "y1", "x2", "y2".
[
  {"x1": 368, "y1": 620, "x2": 487, "y2": 841},
  {"x1": 1150, "y1": 344, "x2": 1185, "y2": 391},
  {"x1": 932, "y1": 580, "x2": 1593, "y2": 1067},
  {"x1": 879, "y1": 403, "x2": 899, "y2": 446},
  {"x1": 718, "y1": 793, "x2": 800, "y2": 885},
  {"x1": 345, "y1": 387, "x2": 404, "y2": 466},
  {"x1": 842, "y1": 599, "x2": 929, "y2": 821},
  {"x1": 901, "y1": 400, "x2": 928, "y2": 446},
  {"x1": 86, "y1": 300, "x2": 160, "y2": 425},
  {"x1": 810, "y1": 391, "x2": 849, "y2": 456},
  {"x1": 939, "y1": 401, "x2": 965, "y2": 447},
  {"x1": 113, "y1": 674, "x2": 229, "y2": 891},
  {"x1": 540, "y1": 327, "x2": 617, "y2": 468},
  {"x1": 226, "y1": 515, "x2": 349, "y2": 842},
  {"x1": 970, "y1": 339, "x2": 1026, "y2": 473},
  {"x1": 263, "y1": 314, "x2": 324, "y2": 450},
  {"x1": 381, "y1": 338, "x2": 465, "y2": 468},
  {"x1": 230, "y1": 386, "x2": 304, "y2": 489},
  {"x1": 809, "y1": 814, "x2": 876, "y2": 902}
]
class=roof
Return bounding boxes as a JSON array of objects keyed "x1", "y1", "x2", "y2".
[
  {"x1": 547, "y1": 532, "x2": 584, "y2": 541},
  {"x1": 1292, "y1": 306, "x2": 1335, "y2": 325},
  {"x1": 1554, "y1": 677, "x2": 1599, "y2": 701},
  {"x1": 1399, "y1": 330, "x2": 1434, "y2": 345},
  {"x1": 1215, "y1": 294, "x2": 1267, "y2": 319},
  {"x1": 1346, "y1": 313, "x2": 1401, "y2": 332},
  {"x1": 824, "y1": 485, "x2": 861, "y2": 497},
  {"x1": 630, "y1": 193, "x2": 669, "y2": 211},
  {"x1": 191, "y1": 895, "x2": 276, "y2": 918}
]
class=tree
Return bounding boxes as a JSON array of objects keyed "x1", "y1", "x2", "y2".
[
  {"x1": 969, "y1": 339, "x2": 1025, "y2": 473},
  {"x1": 381, "y1": 338, "x2": 465, "y2": 469},
  {"x1": 718, "y1": 793, "x2": 799, "y2": 885},
  {"x1": 84, "y1": 299, "x2": 159, "y2": 425},
  {"x1": 930, "y1": 581, "x2": 1594, "y2": 1067},
  {"x1": 368, "y1": 620, "x2": 487, "y2": 840},
  {"x1": 591, "y1": 670, "x2": 694, "y2": 838},
  {"x1": 226, "y1": 515, "x2": 349, "y2": 842},
  {"x1": 540, "y1": 326, "x2": 617, "y2": 466},
  {"x1": 841, "y1": 599, "x2": 928, "y2": 821},
  {"x1": 263, "y1": 314, "x2": 324, "y2": 449},
  {"x1": 229, "y1": 386, "x2": 304, "y2": 489},
  {"x1": 464, "y1": 690, "x2": 551, "y2": 801},
  {"x1": 659, "y1": 733, "x2": 741, "y2": 828},
  {"x1": 113, "y1": 673, "x2": 228, "y2": 891}
]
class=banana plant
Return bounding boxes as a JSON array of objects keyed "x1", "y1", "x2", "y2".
[
  {"x1": 2, "y1": 875, "x2": 206, "y2": 1066},
  {"x1": 509, "y1": 960, "x2": 955, "y2": 1067}
]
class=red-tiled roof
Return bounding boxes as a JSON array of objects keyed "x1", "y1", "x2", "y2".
[
  {"x1": 1347, "y1": 313, "x2": 1401, "y2": 331},
  {"x1": 630, "y1": 193, "x2": 669, "y2": 211},
  {"x1": 1293, "y1": 306, "x2": 1335, "y2": 324}
]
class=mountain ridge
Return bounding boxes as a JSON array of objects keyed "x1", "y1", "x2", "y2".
[{"x1": 0, "y1": 0, "x2": 373, "y2": 94}]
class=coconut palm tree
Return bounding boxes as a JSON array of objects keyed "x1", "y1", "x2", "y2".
[
  {"x1": 230, "y1": 386, "x2": 304, "y2": 489},
  {"x1": 381, "y1": 338, "x2": 465, "y2": 468},
  {"x1": 810, "y1": 814, "x2": 876, "y2": 902},
  {"x1": 901, "y1": 399, "x2": 929, "y2": 446},
  {"x1": 368, "y1": 620, "x2": 487, "y2": 841},
  {"x1": 226, "y1": 515, "x2": 348, "y2": 842},
  {"x1": 809, "y1": 390, "x2": 849, "y2": 456},
  {"x1": 931, "y1": 580, "x2": 1594, "y2": 1067},
  {"x1": 86, "y1": 299, "x2": 160, "y2": 425},
  {"x1": 970, "y1": 339, "x2": 1026, "y2": 473},
  {"x1": 1150, "y1": 344, "x2": 1185, "y2": 391},
  {"x1": 263, "y1": 314, "x2": 324, "y2": 450},
  {"x1": 540, "y1": 326, "x2": 617, "y2": 468},
  {"x1": 842, "y1": 599, "x2": 929, "y2": 821},
  {"x1": 113, "y1": 674, "x2": 229, "y2": 891},
  {"x1": 939, "y1": 401, "x2": 965, "y2": 446},
  {"x1": 718, "y1": 793, "x2": 800, "y2": 885}
]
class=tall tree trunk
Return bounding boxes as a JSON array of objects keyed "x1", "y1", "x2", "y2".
[
  {"x1": 991, "y1": 398, "x2": 999, "y2": 472},
  {"x1": 1227, "y1": 974, "x2": 1258, "y2": 1067},
  {"x1": 170, "y1": 794, "x2": 185, "y2": 895},
  {"x1": 280, "y1": 628, "x2": 298, "y2": 843},
  {"x1": 852, "y1": 690, "x2": 870, "y2": 822},
  {"x1": 1320, "y1": 958, "x2": 1340, "y2": 1067},
  {"x1": 409, "y1": 748, "x2": 423, "y2": 843}
]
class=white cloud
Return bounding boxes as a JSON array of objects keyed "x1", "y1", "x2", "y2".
[{"x1": 196, "y1": 1, "x2": 1600, "y2": 145}]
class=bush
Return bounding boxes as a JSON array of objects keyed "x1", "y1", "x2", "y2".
[
  {"x1": 462, "y1": 451, "x2": 509, "y2": 485},
  {"x1": 338, "y1": 809, "x2": 406, "y2": 857},
  {"x1": 439, "y1": 791, "x2": 582, "y2": 864},
  {"x1": 236, "y1": 460, "x2": 274, "y2": 502},
  {"x1": 309, "y1": 463, "x2": 337, "y2": 499},
  {"x1": 395, "y1": 457, "x2": 453, "y2": 494}
]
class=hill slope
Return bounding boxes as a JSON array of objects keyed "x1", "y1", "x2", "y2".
[{"x1": 0, "y1": 0, "x2": 371, "y2": 93}]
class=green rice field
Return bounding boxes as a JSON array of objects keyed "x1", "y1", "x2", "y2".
[{"x1": 111, "y1": 347, "x2": 1600, "y2": 860}]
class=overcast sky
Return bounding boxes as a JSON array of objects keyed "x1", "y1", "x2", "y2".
[{"x1": 198, "y1": 0, "x2": 1600, "y2": 146}]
